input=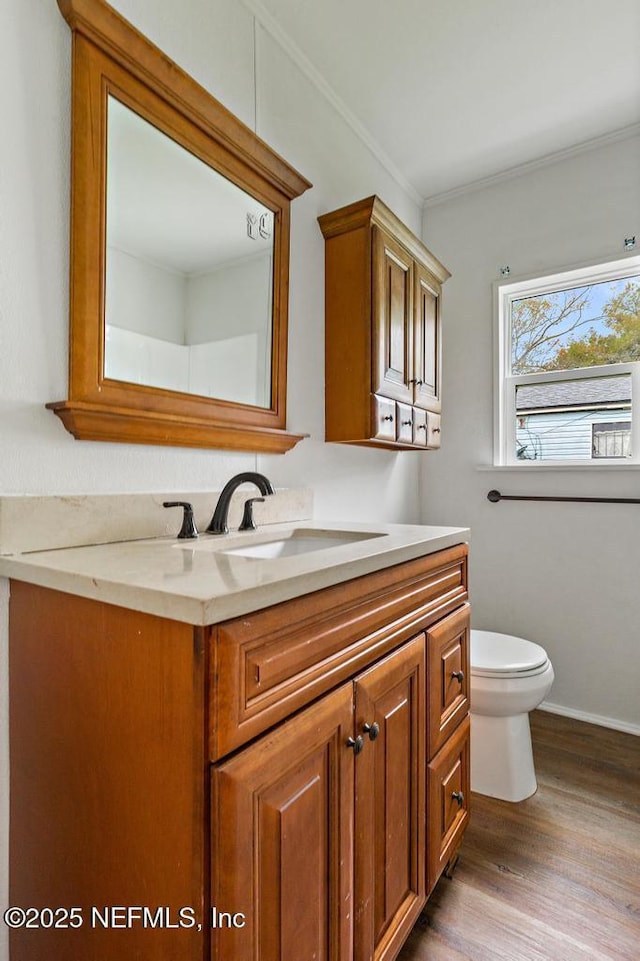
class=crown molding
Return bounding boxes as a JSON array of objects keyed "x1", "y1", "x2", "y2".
[
  {"x1": 423, "y1": 122, "x2": 640, "y2": 209},
  {"x1": 242, "y1": 1, "x2": 640, "y2": 213},
  {"x1": 241, "y1": 0, "x2": 423, "y2": 206}
]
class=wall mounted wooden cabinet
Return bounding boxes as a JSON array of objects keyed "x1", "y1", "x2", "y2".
[
  {"x1": 49, "y1": 0, "x2": 310, "y2": 453},
  {"x1": 9, "y1": 545, "x2": 469, "y2": 961},
  {"x1": 319, "y1": 196, "x2": 450, "y2": 450}
]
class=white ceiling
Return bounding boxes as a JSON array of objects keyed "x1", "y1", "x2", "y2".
[{"x1": 248, "y1": 0, "x2": 640, "y2": 203}]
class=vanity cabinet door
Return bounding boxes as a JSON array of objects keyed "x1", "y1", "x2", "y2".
[
  {"x1": 354, "y1": 635, "x2": 426, "y2": 961},
  {"x1": 372, "y1": 226, "x2": 414, "y2": 406},
  {"x1": 211, "y1": 683, "x2": 354, "y2": 961}
]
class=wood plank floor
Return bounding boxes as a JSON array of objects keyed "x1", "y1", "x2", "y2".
[{"x1": 398, "y1": 710, "x2": 640, "y2": 961}]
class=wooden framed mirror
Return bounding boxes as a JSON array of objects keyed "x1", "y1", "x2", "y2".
[{"x1": 49, "y1": 0, "x2": 311, "y2": 453}]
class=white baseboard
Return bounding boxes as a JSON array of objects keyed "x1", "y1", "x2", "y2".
[{"x1": 539, "y1": 700, "x2": 640, "y2": 737}]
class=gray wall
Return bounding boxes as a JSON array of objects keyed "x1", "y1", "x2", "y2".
[{"x1": 420, "y1": 133, "x2": 640, "y2": 732}]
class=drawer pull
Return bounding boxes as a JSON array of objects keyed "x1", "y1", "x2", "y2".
[
  {"x1": 451, "y1": 790, "x2": 465, "y2": 807},
  {"x1": 346, "y1": 735, "x2": 364, "y2": 755},
  {"x1": 451, "y1": 670, "x2": 464, "y2": 683},
  {"x1": 432, "y1": 427, "x2": 441, "y2": 433},
  {"x1": 363, "y1": 721, "x2": 380, "y2": 741},
  {"x1": 417, "y1": 424, "x2": 426, "y2": 431},
  {"x1": 381, "y1": 415, "x2": 394, "y2": 422}
]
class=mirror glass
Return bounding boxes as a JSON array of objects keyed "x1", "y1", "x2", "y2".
[{"x1": 104, "y1": 96, "x2": 274, "y2": 408}]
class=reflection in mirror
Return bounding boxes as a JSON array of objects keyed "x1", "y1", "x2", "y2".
[{"x1": 105, "y1": 96, "x2": 274, "y2": 408}]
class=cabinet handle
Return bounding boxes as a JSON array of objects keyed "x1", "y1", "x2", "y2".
[
  {"x1": 417, "y1": 424, "x2": 426, "y2": 431},
  {"x1": 451, "y1": 670, "x2": 464, "y2": 683},
  {"x1": 410, "y1": 379, "x2": 423, "y2": 386},
  {"x1": 381, "y1": 415, "x2": 394, "y2": 422},
  {"x1": 162, "y1": 501, "x2": 199, "y2": 539},
  {"x1": 432, "y1": 426, "x2": 441, "y2": 433},
  {"x1": 238, "y1": 496, "x2": 265, "y2": 532},
  {"x1": 363, "y1": 721, "x2": 380, "y2": 741},
  {"x1": 402, "y1": 420, "x2": 412, "y2": 426},
  {"x1": 346, "y1": 735, "x2": 364, "y2": 755},
  {"x1": 451, "y1": 790, "x2": 465, "y2": 807}
]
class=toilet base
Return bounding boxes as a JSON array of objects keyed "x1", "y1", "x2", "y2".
[{"x1": 470, "y1": 711, "x2": 537, "y2": 802}]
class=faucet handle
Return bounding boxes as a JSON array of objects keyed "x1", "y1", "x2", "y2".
[
  {"x1": 163, "y1": 501, "x2": 199, "y2": 539},
  {"x1": 239, "y1": 497, "x2": 265, "y2": 531}
]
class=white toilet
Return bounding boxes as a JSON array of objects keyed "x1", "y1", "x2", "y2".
[{"x1": 470, "y1": 630, "x2": 554, "y2": 802}]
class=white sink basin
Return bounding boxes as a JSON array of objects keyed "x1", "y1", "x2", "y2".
[
  {"x1": 223, "y1": 530, "x2": 382, "y2": 559},
  {"x1": 177, "y1": 528, "x2": 384, "y2": 559}
]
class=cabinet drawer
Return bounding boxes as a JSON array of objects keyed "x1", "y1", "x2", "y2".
[
  {"x1": 426, "y1": 412, "x2": 441, "y2": 448},
  {"x1": 396, "y1": 402, "x2": 414, "y2": 444},
  {"x1": 427, "y1": 603, "x2": 470, "y2": 758},
  {"x1": 427, "y1": 715, "x2": 470, "y2": 894},
  {"x1": 210, "y1": 545, "x2": 468, "y2": 759},
  {"x1": 372, "y1": 394, "x2": 396, "y2": 441},
  {"x1": 412, "y1": 408, "x2": 427, "y2": 446}
]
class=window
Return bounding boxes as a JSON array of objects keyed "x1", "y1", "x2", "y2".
[
  {"x1": 494, "y1": 256, "x2": 640, "y2": 465},
  {"x1": 592, "y1": 421, "x2": 631, "y2": 459}
]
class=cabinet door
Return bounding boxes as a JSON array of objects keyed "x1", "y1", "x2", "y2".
[
  {"x1": 354, "y1": 636, "x2": 426, "y2": 961},
  {"x1": 211, "y1": 683, "x2": 354, "y2": 961},
  {"x1": 372, "y1": 226, "x2": 414, "y2": 405},
  {"x1": 413, "y1": 263, "x2": 441, "y2": 413}
]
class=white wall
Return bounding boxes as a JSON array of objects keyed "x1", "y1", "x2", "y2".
[
  {"x1": 106, "y1": 246, "x2": 186, "y2": 341},
  {"x1": 0, "y1": 1, "x2": 424, "y2": 955},
  {"x1": 420, "y1": 134, "x2": 640, "y2": 733}
]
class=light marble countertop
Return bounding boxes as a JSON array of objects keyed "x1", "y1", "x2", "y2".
[{"x1": 0, "y1": 520, "x2": 469, "y2": 625}]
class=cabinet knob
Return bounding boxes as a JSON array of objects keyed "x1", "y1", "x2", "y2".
[
  {"x1": 451, "y1": 790, "x2": 465, "y2": 807},
  {"x1": 451, "y1": 670, "x2": 464, "y2": 683},
  {"x1": 346, "y1": 735, "x2": 364, "y2": 755},
  {"x1": 410, "y1": 379, "x2": 423, "y2": 386},
  {"x1": 432, "y1": 426, "x2": 441, "y2": 433},
  {"x1": 381, "y1": 415, "x2": 394, "y2": 422},
  {"x1": 363, "y1": 721, "x2": 380, "y2": 741},
  {"x1": 417, "y1": 423, "x2": 426, "y2": 431},
  {"x1": 402, "y1": 420, "x2": 412, "y2": 426}
]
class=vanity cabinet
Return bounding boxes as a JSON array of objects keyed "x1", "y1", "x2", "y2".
[
  {"x1": 9, "y1": 543, "x2": 469, "y2": 961},
  {"x1": 213, "y1": 636, "x2": 425, "y2": 961},
  {"x1": 319, "y1": 196, "x2": 450, "y2": 450}
]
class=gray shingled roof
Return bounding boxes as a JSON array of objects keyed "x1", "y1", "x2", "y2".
[{"x1": 516, "y1": 376, "x2": 631, "y2": 411}]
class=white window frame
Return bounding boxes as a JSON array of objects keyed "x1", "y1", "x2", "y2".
[{"x1": 494, "y1": 254, "x2": 640, "y2": 467}]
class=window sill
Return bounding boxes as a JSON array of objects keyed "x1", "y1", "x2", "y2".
[{"x1": 477, "y1": 463, "x2": 640, "y2": 472}]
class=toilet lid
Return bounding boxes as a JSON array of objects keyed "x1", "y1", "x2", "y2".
[{"x1": 470, "y1": 630, "x2": 549, "y2": 677}]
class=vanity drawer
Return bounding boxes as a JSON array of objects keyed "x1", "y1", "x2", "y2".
[
  {"x1": 427, "y1": 715, "x2": 470, "y2": 894},
  {"x1": 210, "y1": 545, "x2": 468, "y2": 759},
  {"x1": 427, "y1": 603, "x2": 470, "y2": 758}
]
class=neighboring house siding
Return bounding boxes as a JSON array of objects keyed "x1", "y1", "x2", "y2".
[{"x1": 516, "y1": 408, "x2": 631, "y2": 460}]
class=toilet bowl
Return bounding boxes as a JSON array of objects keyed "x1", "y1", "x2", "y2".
[{"x1": 470, "y1": 630, "x2": 554, "y2": 802}]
